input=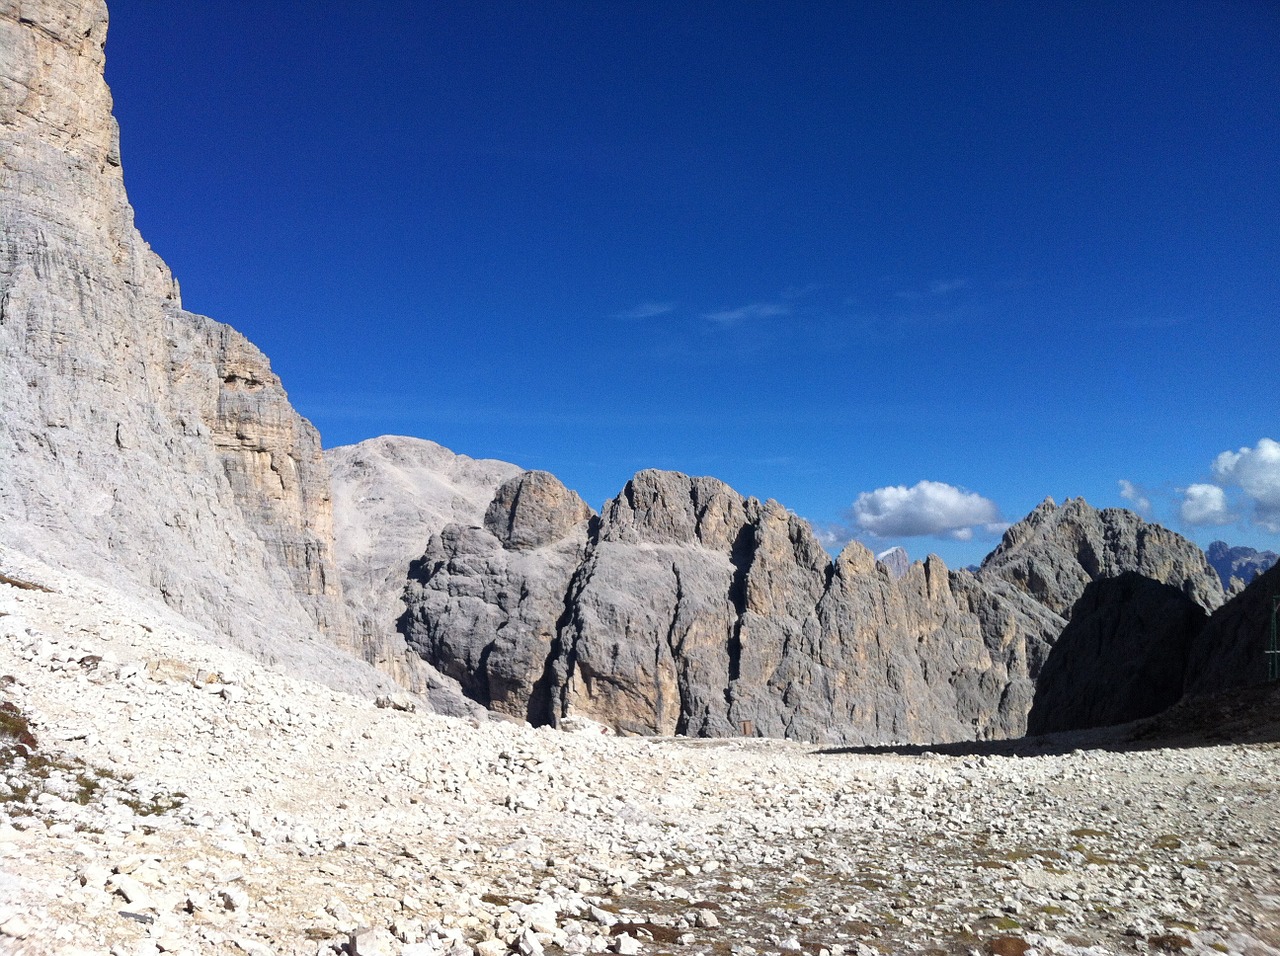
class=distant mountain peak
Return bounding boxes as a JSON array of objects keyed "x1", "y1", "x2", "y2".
[
  {"x1": 1204, "y1": 541, "x2": 1279, "y2": 593},
  {"x1": 875, "y1": 546, "x2": 910, "y2": 579}
]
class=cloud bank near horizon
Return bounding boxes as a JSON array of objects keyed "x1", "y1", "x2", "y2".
[
  {"x1": 849, "y1": 480, "x2": 1006, "y2": 542},
  {"x1": 1179, "y1": 438, "x2": 1280, "y2": 533}
]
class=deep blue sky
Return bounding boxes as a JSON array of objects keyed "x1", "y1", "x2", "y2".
[{"x1": 104, "y1": 1, "x2": 1278, "y2": 566}]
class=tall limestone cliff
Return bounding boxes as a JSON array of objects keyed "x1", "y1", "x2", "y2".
[
  {"x1": 0, "y1": 1, "x2": 386, "y2": 691},
  {"x1": 401, "y1": 477, "x2": 1231, "y2": 743},
  {"x1": 971, "y1": 497, "x2": 1226, "y2": 735}
]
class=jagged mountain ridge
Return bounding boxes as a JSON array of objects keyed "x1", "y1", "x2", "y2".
[{"x1": 398, "y1": 469, "x2": 1230, "y2": 744}]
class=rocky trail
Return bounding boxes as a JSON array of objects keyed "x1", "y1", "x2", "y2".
[{"x1": 2, "y1": 551, "x2": 1277, "y2": 956}]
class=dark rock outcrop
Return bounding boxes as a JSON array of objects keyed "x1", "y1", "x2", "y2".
[
  {"x1": 1027, "y1": 574, "x2": 1208, "y2": 734},
  {"x1": 1184, "y1": 561, "x2": 1280, "y2": 697},
  {"x1": 400, "y1": 471, "x2": 594, "y2": 722}
]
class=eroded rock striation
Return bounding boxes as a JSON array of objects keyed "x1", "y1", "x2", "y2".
[
  {"x1": 0, "y1": 1, "x2": 385, "y2": 691},
  {"x1": 402, "y1": 473, "x2": 1230, "y2": 743}
]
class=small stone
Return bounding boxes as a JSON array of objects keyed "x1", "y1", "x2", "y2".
[
  {"x1": 476, "y1": 940, "x2": 509, "y2": 956},
  {"x1": 0, "y1": 914, "x2": 32, "y2": 939},
  {"x1": 695, "y1": 909, "x2": 720, "y2": 929},
  {"x1": 375, "y1": 693, "x2": 417, "y2": 713},
  {"x1": 614, "y1": 935, "x2": 641, "y2": 956},
  {"x1": 349, "y1": 926, "x2": 397, "y2": 956},
  {"x1": 218, "y1": 887, "x2": 250, "y2": 912},
  {"x1": 107, "y1": 873, "x2": 153, "y2": 909}
]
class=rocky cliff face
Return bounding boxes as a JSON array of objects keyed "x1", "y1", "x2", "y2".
[
  {"x1": 1184, "y1": 561, "x2": 1280, "y2": 697},
  {"x1": 401, "y1": 473, "x2": 1231, "y2": 743},
  {"x1": 966, "y1": 497, "x2": 1226, "y2": 736},
  {"x1": 399, "y1": 469, "x2": 591, "y2": 721},
  {"x1": 327, "y1": 436, "x2": 521, "y2": 703},
  {"x1": 977, "y1": 498, "x2": 1225, "y2": 616},
  {"x1": 0, "y1": 1, "x2": 385, "y2": 691},
  {"x1": 1026, "y1": 574, "x2": 1208, "y2": 734}
]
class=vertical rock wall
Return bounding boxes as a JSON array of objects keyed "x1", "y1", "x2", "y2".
[{"x1": 0, "y1": 1, "x2": 385, "y2": 691}]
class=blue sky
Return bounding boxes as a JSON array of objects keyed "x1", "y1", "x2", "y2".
[{"x1": 104, "y1": 1, "x2": 1278, "y2": 567}]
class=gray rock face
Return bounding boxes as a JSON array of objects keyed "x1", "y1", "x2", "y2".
[
  {"x1": 552, "y1": 471, "x2": 752, "y2": 736},
  {"x1": 978, "y1": 497, "x2": 1225, "y2": 617},
  {"x1": 327, "y1": 436, "x2": 521, "y2": 704},
  {"x1": 0, "y1": 1, "x2": 386, "y2": 693},
  {"x1": 1184, "y1": 561, "x2": 1280, "y2": 697},
  {"x1": 962, "y1": 497, "x2": 1227, "y2": 736},
  {"x1": 402, "y1": 479, "x2": 1241, "y2": 743},
  {"x1": 1027, "y1": 574, "x2": 1208, "y2": 735},
  {"x1": 875, "y1": 546, "x2": 910, "y2": 579},
  {"x1": 401, "y1": 471, "x2": 594, "y2": 722},
  {"x1": 485, "y1": 469, "x2": 594, "y2": 551}
]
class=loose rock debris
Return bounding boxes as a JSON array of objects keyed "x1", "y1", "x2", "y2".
[{"x1": 1, "y1": 558, "x2": 1277, "y2": 956}]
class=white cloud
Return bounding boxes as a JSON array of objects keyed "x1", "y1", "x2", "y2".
[
  {"x1": 1211, "y1": 438, "x2": 1280, "y2": 532},
  {"x1": 613, "y1": 301, "x2": 675, "y2": 321},
  {"x1": 1118, "y1": 479, "x2": 1151, "y2": 514},
  {"x1": 850, "y1": 480, "x2": 1003, "y2": 540},
  {"x1": 1179, "y1": 483, "x2": 1234, "y2": 526},
  {"x1": 701, "y1": 302, "x2": 790, "y2": 325}
]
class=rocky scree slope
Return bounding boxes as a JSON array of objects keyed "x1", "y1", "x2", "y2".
[
  {"x1": 401, "y1": 472, "x2": 1230, "y2": 745},
  {"x1": 2, "y1": 549, "x2": 1278, "y2": 956},
  {"x1": 0, "y1": 1, "x2": 391, "y2": 692}
]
